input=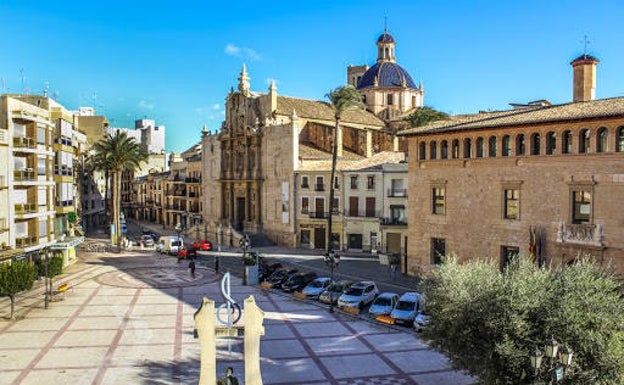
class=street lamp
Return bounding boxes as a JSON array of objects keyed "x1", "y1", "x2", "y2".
[
  {"x1": 323, "y1": 250, "x2": 340, "y2": 313},
  {"x1": 529, "y1": 336, "x2": 574, "y2": 383}
]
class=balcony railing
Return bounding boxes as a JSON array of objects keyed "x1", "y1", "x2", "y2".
[
  {"x1": 13, "y1": 136, "x2": 36, "y2": 149},
  {"x1": 16, "y1": 236, "x2": 37, "y2": 248},
  {"x1": 307, "y1": 211, "x2": 328, "y2": 219},
  {"x1": 345, "y1": 209, "x2": 380, "y2": 218},
  {"x1": 54, "y1": 137, "x2": 73, "y2": 146},
  {"x1": 55, "y1": 200, "x2": 74, "y2": 207},
  {"x1": 556, "y1": 222, "x2": 604, "y2": 247},
  {"x1": 381, "y1": 217, "x2": 407, "y2": 226},
  {"x1": 54, "y1": 168, "x2": 74, "y2": 176},
  {"x1": 14, "y1": 169, "x2": 35, "y2": 181},
  {"x1": 185, "y1": 177, "x2": 201, "y2": 183},
  {"x1": 387, "y1": 188, "x2": 407, "y2": 197},
  {"x1": 15, "y1": 203, "x2": 37, "y2": 214}
]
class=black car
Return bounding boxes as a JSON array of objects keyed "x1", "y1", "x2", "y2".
[
  {"x1": 281, "y1": 272, "x2": 318, "y2": 293},
  {"x1": 266, "y1": 268, "x2": 298, "y2": 289},
  {"x1": 259, "y1": 261, "x2": 282, "y2": 281}
]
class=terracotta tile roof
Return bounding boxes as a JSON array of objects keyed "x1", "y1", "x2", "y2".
[
  {"x1": 345, "y1": 151, "x2": 406, "y2": 170},
  {"x1": 399, "y1": 97, "x2": 624, "y2": 136},
  {"x1": 276, "y1": 96, "x2": 385, "y2": 127},
  {"x1": 298, "y1": 144, "x2": 364, "y2": 171}
]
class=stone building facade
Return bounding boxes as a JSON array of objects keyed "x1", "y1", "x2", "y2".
[{"x1": 401, "y1": 55, "x2": 624, "y2": 277}]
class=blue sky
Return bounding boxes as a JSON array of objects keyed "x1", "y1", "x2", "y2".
[{"x1": 2, "y1": 0, "x2": 624, "y2": 152}]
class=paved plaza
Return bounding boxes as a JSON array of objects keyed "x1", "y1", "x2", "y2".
[{"x1": 0, "y1": 249, "x2": 475, "y2": 385}]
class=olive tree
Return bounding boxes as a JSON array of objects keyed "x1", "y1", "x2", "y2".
[{"x1": 421, "y1": 256, "x2": 624, "y2": 385}]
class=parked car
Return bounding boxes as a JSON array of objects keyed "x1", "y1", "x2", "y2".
[
  {"x1": 368, "y1": 292, "x2": 399, "y2": 317},
  {"x1": 265, "y1": 268, "x2": 298, "y2": 289},
  {"x1": 390, "y1": 292, "x2": 425, "y2": 325},
  {"x1": 319, "y1": 280, "x2": 354, "y2": 305},
  {"x1": 258, "y1": 260, "x2": 282, "y2": 281},
  {"x1": 157, "y1": 236, "x2": 183, "y2": 255},
  {"x1": 337, "y1": 281, "x2": 379, "y2": 309},
  {"x1": 140, "y1": 235, "x2": 155, "y2": 247},
  {"x1": 301, "y1": 277, "x2": 332, "y2": 299},
  {"x1": 281, "y1": 272, "x2": 318, "y2": 293},
  {"x1": 177, "y1": 245, "x2": 197, "y2": 260},
  {"x1": 191, "y1": 239, "x2": 212, "y2": 251},
  {"x1": 413, "y1": 312, "x2": 430, "y2": 332}
]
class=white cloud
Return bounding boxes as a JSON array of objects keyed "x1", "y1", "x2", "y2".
[
  {"x1": 225, "y1": 43, "x2": 262, "y2": 61},
  {"x1": 138, "y1": 100, "x2": 155, "y2": 110},
  {"x1": 212, "y1": 103, "x2": 221, "y2": 110}
]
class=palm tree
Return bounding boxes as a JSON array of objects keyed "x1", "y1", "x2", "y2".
[
  {"x1": 91, "y1": 131, "x2": 148, "y2": 252},
  {"x1": 325, "y1": 85, "x2": 365, "y2": 253}
]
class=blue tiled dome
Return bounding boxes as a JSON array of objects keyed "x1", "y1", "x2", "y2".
[
  {"x1": 357, "y1": 62, "x2": 416, "y2": 89},
  {"x1": 377, "y1": 32, "x2": 395, "y2": 43}
]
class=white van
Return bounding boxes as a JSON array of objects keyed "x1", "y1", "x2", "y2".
[{"x1": 157, "y1": 236, "x2": 183, "y2": 255}]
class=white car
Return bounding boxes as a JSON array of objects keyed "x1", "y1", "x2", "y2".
[
  {"x1": 301, "y1": 277, "x2": 332, "y2": 299},
  {"x1": 390, "y1": 292, "x2": 425, "y2": 325},
  {"x1": 413, "y1": 312, "x2": 430, "y2": 332},
  {"x1": 368, "y1": 292, "x2": 399, "y2": 317},
  {"x1": 337, "y1": 281, "x2": 379, "y2": 309}
]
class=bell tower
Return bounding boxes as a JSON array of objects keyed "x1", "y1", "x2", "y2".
[{"x1": 376, "y1": 24, "x2": 396, "y2": 63}]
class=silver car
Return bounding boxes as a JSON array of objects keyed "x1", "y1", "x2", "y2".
[
  {"x1": 368, "y1": 292, "x2": 399, "y2": 317},
  {"x1": 318, "y1": 280, "x2": 353, "y2": 305},
  {"x1": 337, "y1": 281, "x2": 379, "y2": 309},
  {"x1": 301, "y1": 277, "x2": 332, "y2": 299}
]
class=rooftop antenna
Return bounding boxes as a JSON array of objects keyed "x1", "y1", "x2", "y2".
[{"x1": 44, "y1": 81, "x2": 49, "y2": 97}]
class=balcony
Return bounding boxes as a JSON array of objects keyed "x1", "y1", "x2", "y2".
[
  {"x1": 345, "y1": 209, "x2": 380, "y2": 218},
  {"x1": 14, "y1": 168, "x2": 35, "y2": 181},
  {"x1": 15, "y1": 203, "x2": 37, "y2": 215},
  {"x1": 387, "y1": 189, "x2": 407, "y2": 197},
  {"x1": 185, "y1": 177, "x2": 201, "y2": 183},
  {"x1": 381, "y1": 217, "x2": 407, "y2": 226},
  {"x1": 15, "y1": 236, "x2": 37, "y2": 248},
  {"x1": 556, "y1": 222, "x2": 604, "y2": 247},
  {"x1": 54, "y1": 137, "x2": 73, "y2": 146},
  {"x1": 55, "y1": 200, "x2": 74, "y2": 207},
  {"x1": 54, "y1": 167, "x2": 74, "y2": 176},
  {"x1": 307, "y1": 211, "x2": 328, "y2": 219},
  {"x1": 13, "y1": 136, "x2": 36, "y2": 149}
]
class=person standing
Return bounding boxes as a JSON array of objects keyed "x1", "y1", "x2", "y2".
[{"x1": 189, "y1": 259, "x2": 196, "y2": 278}]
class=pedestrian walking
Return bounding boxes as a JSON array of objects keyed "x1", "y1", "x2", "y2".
[{"x1": 189, "y1": 260, "x2": 196, "y2": 278}]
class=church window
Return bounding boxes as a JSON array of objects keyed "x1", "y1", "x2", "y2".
[
  {"x1": 419, "y1": 141, "x2": 426, "y2": 160},
  {"x1": 617, "y1": 126, "x2": 624, "y2": 152},
  {"x1": 387, "y1": 93, "x2": 394, "y2": 105},
  {"x1": 476, "y1": 137, "x2": 484, "y2": 158},
  {"x1": 579, "y1": 129, "x2": 590, "y2": 153},
  {"x1": 463, "y1": 138, "x2": 472, "y2": 158},
  {"x1": 503, "y1": 188, "x2": 519, "y2": 220},
  {"x1": 488, "y1": 136, "x2": 497, "y2": 157},
  {"x1": 432, "y1": 187, "x2": 445, "y2": 215},
  {"x1": 546, "y1": 132, "x2": 556, "y2": 155},
  {"x1": 516, "y1": 134, "x2": 526, "y2": 156},
  {"x1": 571, "y1": 189, "x2": 591, "y2": 224},
  {"x1": 531, "y1": 133, "x2": 540, "y2": 155},
  {"x1": 563, "y1": 130, "x2": 573, "y2": 154},
  {"x1": 597, "y1": 127, "x2": 608, "y2": 153}
]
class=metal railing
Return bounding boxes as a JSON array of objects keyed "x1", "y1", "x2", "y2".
[
  {"x1": 13, "y1": 136, "x2": 36, "y2": 149},
  {"x1": 14, "y1": 169, "x2": 35, "y2": 181},
  {"x1": 345, "y1": 209, "x2": 380, "y2": 218},
  {"x1": 380, "y1": 217, "x2": 407, "y2": 226},
  {"x1": 15, "y1": 203, "x2": 37, "y2": 214},
  {"x1": 387, "y1": 188, "x2": 407, "y2": 197}
]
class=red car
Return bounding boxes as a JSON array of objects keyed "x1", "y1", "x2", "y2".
[{"x1": 191, "y1": 239, "x2": 212, "y2": 251}]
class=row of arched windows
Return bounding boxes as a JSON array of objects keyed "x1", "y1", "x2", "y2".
[{"x1": 418, "y1": 126, "x2": 624, "y2": 160}]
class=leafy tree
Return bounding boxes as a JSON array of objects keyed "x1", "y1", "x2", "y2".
[
  {"x1": 422, "y1": 256, "x2": 624, "y2": 385},
  {"x1": 325, "y1": 85, "x2": 365, "y2": 252},
  {"x1": 67, "y1": 211, "x2": 77, "y2": 224},
  {"x1": 35, "y1": 255, "x2": 63, "y2": 279},
  {"x1": 0, "y1": 261, "x2": 38, "y2": 319},
  {"x1": 91, "y1": 131, "x2": 148, "y2": 251},
  {"x1": 404, "y1": 106, "x2": 449, "y2": 127}
]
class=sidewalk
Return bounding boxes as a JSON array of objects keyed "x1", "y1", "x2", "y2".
[{"x1": 0, "y1": 246, "x2": 475, "y2": 385}]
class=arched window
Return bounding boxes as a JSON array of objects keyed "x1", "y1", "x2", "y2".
[
  {"x1": 562, "y1": 130, "x2": 572, "y2": 154},
  {"x1": 597, "y1": 127, "x2": 608, "y2": 153},
  {"x1": 617, "y1": 126, "x2": 624, "y2": 152},
  {"x1": 502, "y1": 135, "x2": 511, "y2": 156},
  {"x1": 531, "y1": 133, "x2": 540, "y2": 155},
  {"x1": 452, "y1": 139, "x2": 460, "y2": 159},
  {"x1": 579, "y1": 129, "x2": 590, "y2": 153},
  {"x1": 488, "y1": 136, "x2": 497, "y2": 157},
  {"x1": 546, "y1": 132, "x2": 556, "y2": 155},
  {"x1": 419, "y1": 141, "x2": 426, "y2": 160},
  {"x1": 476, "y1": 137, "x2": 484, "y2": 158},
  {"x1": 516, "y1": 134, "x2": 525, "y2": 156},
  {"x1": 430, "y1": 141, "x2": 437, "y2": 160},
  {"x1": 463, "y1": 138, "x2": 472, "y2": 158},
  {"x1": 441, "y1": 140, "x2": 448, "y2": 159}
]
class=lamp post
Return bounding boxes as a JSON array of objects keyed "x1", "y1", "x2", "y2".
[
  {"x1": 529, "y1": 336, "x2": 574, "y2": 383},
  {"x1": 239, "y1": 234, "x2": 251, "y2": 284},
  {"x1": 323, "y1": 250, "x2": 340, "y2": 313}
]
